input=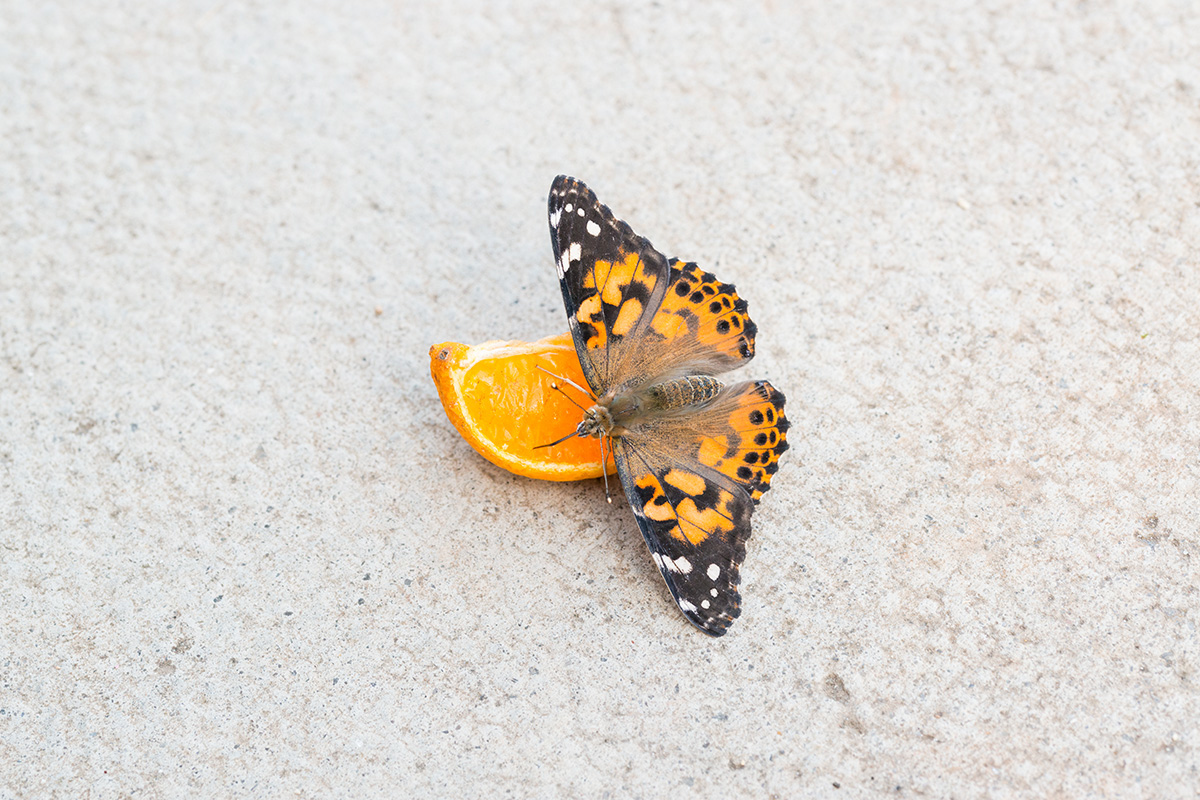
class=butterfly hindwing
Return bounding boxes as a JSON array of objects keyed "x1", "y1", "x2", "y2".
[
  {"x1": 612, "y1": 381, "x2": 789, "y2": 636},
  {"x1": 689, "y1": 380, "x2": 789, "y2": 504}
]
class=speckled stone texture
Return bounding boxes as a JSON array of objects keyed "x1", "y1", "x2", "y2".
[{"x1": 2, "y1": 1, "x2": 1197, "y2": 797}]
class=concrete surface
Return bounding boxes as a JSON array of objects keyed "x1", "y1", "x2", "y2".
[{"x1": 2, "y1": 1, "x2": 1198, "y2": 797}]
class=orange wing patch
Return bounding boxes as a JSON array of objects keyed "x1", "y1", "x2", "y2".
[
  {"x1": 574, "y1": 249, "x2": 661, "y2": 352},
  {"x1": 649, "y1": 260, "x2": 756, "y2": 363},
  {"x1": 633, "y1": 470, "x2": 739, "y2": 547},
  {"x1": 694, "y1": 381, "x2": 789, "y2": 503}
]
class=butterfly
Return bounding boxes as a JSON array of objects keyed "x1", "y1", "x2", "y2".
[{"x1": 546, "y1": 176, "x2": 789, "y2": 636}]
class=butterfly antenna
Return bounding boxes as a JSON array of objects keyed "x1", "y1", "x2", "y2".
[
  {"x1": 532, "y1": 428, "x2": 581, "y2": 450},
  {"x1": 535, "y1": 365, "x2": 596, "y2": 402},
  {"x1": 548, "y1": 381, "x2": 588, "y2": 412}
]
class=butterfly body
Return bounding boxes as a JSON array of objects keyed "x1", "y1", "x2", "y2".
[
  {"x1": 548, "y1": 176, "x2": 789, "y2": 636},
  {"x1": 576, "y1": 375, "x2": 725, "y2": 440}
]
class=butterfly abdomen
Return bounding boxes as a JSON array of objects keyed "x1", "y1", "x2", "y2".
[{"x1": 644, "y1": 376, "x2": 723, "y2": 411}]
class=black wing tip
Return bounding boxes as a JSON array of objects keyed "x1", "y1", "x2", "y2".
[
  {"x1": 664, "y1": 576, "x2": 744, "y2": 637},
  {"x1": 550, "y1": 174, "x2": 591, "y2": 199},
  {"x1": 686, "y1": 603, "x2": 742, "y2": 637},
  {"x1": 548, "y1": 175, "x2": 605, "y2": 226},
  {"x1": 651, "y1": 553, "x2": 745, "y2": 637},
  {"x1": 549, "y1": 176, "x2": 598, "y2": 221},
  {"x1": 549, "y1": 176, "x2": 663, "y2": 265},
  {"x1": 755, "y1": 379, "x2": 785, "y2": 405},
  {"x1": 696, "y1": 621, "x2": 730, "y2": 637}
]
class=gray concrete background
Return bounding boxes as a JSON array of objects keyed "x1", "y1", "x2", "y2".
[{"x1": 2, "y1": 1, "x2": 1198, "y2": 797}]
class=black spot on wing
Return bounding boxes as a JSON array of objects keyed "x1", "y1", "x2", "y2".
[{"x1": 742, "y1": 381, "x2": 789, "y2": 504}]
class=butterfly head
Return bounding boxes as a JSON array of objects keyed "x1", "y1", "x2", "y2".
[{"x1": 576, "y1": 404, "x2": 614, "y2": 439}]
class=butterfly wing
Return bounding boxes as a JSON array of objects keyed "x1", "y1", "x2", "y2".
[
  {"x1": 548, "y1": 176, "x2": 757, "y2": 396},
  {"x1": 612, "y1": 381, "x2": 789, "y2": 636}
]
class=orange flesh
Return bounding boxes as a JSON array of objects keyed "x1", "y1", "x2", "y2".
[{"x1": 429, "y1": 332, "x2": 617, "y2": 481}]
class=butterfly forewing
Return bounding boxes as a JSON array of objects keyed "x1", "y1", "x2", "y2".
[
  {"x1": 548, "y1": 177, "x2": 759, "y2": 397},
  {"x1": 612, "y1": 381, "x2": 789, "y2": 636},
  {"x1": 548, "y1": 176, "x2": 671, "y2": 395}
]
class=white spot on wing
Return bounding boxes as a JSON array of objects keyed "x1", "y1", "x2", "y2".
[
  {"x1": 707, "y1": 563, "x2": 720, "y2": 581},
  {"x1": 678, "y1": 598, "x2": 698, "y2": 613},
  {"x1": 549, "y1": 209, "x2": 561, "y2": 228},
  {"x1": 674, "y1": 556, "x2": 692, "y2": 574},
  {"x1": 559, "y1": 251, "x2": 571, "y2": 274},
  {"x1": 586, "y1": 220, "x2": 601, "y2": 236},
  {"x1": 576, "y1": 207, "x2": 585, "y2": 217},
  {"x1": 710, "y1": 588, "x2": 718, "y2": 597},
  {"x1": 564, "y1": 203, "x2": 573, "y2": 213},
  {"x1": 701, "y1": 600, "x2": 710, "y2": 609},
  {"x1": 567, "y1": 242, "x2": 581, "y2": 263}
]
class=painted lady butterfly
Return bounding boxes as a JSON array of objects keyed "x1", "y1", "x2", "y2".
[{"x1": 547, "y1": 176, "x2": 789, "y2": 636}]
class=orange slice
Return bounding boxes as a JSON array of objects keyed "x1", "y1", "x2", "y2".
[{"x1": 429, "y1": 332, "x2": 617, "y2": 481}]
